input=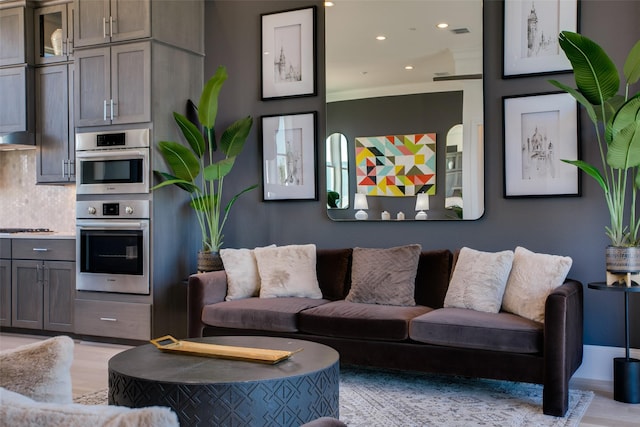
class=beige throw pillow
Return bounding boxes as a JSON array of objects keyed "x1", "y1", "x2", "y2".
[
  {"x1": 0, "y1": 335, "x2": 73, "y2": 403},
  {"x1": 345, "y1": 244, "x2": 422, "y2": 306},
  {"x1": 502, "y1": 246, "x2": 573, "y2": 323},
  {"x1": 255, "y1": 244, "x2": 322, "y2": 299},
  {"x1": 221, "y1": 245, "x2": 275, "y2": 300},
  {"x1": 444, "y1": 247, "x2": 514, "y2": 313}
]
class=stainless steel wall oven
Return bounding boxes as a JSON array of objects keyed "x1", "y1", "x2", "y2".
[{"x1": 76, "y1": 200, "x2": 150, "y2": 294}]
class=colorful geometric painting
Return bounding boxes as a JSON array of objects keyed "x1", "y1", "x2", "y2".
[{"x1": 355, "y1": 133, "x2": 436, "y2": 196}]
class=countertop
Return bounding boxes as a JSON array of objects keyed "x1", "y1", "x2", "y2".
[{"x1": 0, "y1": 232, "x2": 75, "y2": 240}]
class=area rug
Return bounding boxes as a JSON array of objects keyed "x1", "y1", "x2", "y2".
[{"x1": 75, "y1": 367, "x2": 593, "y2": 427}]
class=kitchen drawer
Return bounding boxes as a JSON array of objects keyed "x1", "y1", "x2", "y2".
[
  {"x1": 12, "y1": 239, "x2": 74, "y2": 261},
  {"x1": 75, "y1": 299, "x2": 150, "y2": 341},
  {"x1": 0, "y1": 239, "x2": 10, "y2": 258}
]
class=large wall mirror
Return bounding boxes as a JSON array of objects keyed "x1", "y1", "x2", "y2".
[{"x1": 325, "y1": 0, "x2": 484, "y2": 221}]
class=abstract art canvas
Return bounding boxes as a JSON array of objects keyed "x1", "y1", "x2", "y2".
[{"x1": 355, "y1": 133, "x2": 436, "y2": 197}]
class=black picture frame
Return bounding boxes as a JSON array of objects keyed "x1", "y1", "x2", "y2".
[{"x1": 261, "y1": 6, "x2": 317, "y2": 100}]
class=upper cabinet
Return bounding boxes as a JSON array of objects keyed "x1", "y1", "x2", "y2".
[
  {"x1": 74, "y1": 0, "x2": 150, "y2": 48},
  {"x1": 34, "y1": 2, "x2": 74, "y2": 65},
  {"x1": 0, "y1": 6, "x2": 32, "y2": 66}
]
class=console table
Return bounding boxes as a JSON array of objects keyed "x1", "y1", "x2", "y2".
[
  {"x1": 108, "y1": 336, "x2": 340, "y2": 426},
  {"x1": 588, "y1": 282, "x2": 640, "y2": 403}
]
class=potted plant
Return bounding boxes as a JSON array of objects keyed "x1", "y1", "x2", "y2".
[
  {"x1": 549, "y1": 31, "x2": 640, "y2": 284},
  {"x1": 152, "y1": 66, "x2": 257, "y2": 271}
]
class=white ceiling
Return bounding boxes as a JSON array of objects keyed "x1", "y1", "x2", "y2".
[{"x1": 325, "y1": 0, "x2": 483, "y2": 100}]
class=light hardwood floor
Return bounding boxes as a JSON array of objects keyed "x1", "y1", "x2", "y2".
[{"x1": 1, "y1": 332, "x2": 639, "y2": 426}]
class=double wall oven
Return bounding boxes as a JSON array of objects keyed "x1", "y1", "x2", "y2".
[{"x1": 75, "y1": 128, "x2": 151, "y2": 295}]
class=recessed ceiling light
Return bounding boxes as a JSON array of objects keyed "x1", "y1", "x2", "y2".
[
  {"x1": 376, "y1": 35, "x2": 386, "y2": 41},
  {"x1": 437, "y1": 22, "x2": 449, "y2": 29},
  {"x1": 405, "y1": 65, "x2": 414, "y2": 70},
  {"x1": 324, "y1": 1, "x2": 334, "y2": 7}
]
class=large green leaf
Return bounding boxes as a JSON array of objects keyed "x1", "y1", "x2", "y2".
[
  {"x1": 220, "y1": 116, "x2": 253, "y2": 157},
  {"x1": 190, "y1": 194, "x2": 217, "y2": 212},
  {"x1": 156, "y1": 140, "x2": 200, "y2": 182},
  {"x1": 174, "y1": 112, "x2": 205, "y2": 157},
  {"x1": 549, "y1": 79, "x2": 598, "y2": 124},
  {"x1": 562, "y1": 159, "x2": 607, "y2": 192},
  {"x1": 203, "y1": 157, "x2": 235, "y2": 181},
  {"x1": 198, "y1": 66, "x2": 227, "y2": 130},
  {"x1": 623, "y1": 40, "x2": 640, "y2": 85},
  {"x1": 151, "y1": 172, "x2": 199, "y2": 193},
  {"x1": 559, "y1": 31, "x2": 619, "y2": 106},
  {"x1": 607, "y1": 96, "x2": 640, "y2": 169}
]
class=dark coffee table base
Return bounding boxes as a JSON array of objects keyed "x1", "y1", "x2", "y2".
[{"x1": 108, "y1": 337, "x2": 339, "y2": 426}]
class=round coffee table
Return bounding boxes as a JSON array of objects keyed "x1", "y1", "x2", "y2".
[{"x1": 108, "y1": 336, "x2": 340, "y2": 426}]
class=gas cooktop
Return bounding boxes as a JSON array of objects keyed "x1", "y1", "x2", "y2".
[{"x1": 0, "y1": 228, "x2": 52, "y2": 233}]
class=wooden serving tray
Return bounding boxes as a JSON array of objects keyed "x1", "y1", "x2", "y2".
[{"x1": 150, "y1": 335, "x2": 302, "y2": 364}]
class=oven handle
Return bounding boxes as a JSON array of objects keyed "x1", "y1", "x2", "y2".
[
  {"x1": 77, "y1": 221, "x2": 147, "y2": 230},
  {"x1": 76, "y1": 150, "x2": 147, "y2": 159}
]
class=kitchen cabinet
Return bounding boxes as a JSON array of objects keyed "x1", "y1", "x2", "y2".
[
  {"x1": 11, "y1": 239, "x2": 75, "y2": 333},
  {"x1": 74, "y1": 41, "x2": 150, "y2": 127},
  {"x1": 34, "y1": 2, "x2": 74, "y2": 65},
  {"x1": 0, "y1": 239, "x2": 10, "y2": 327},
  {"x1": 75, "y1": 299, "x2": 151, "y2": 341},
  {"x1": 74, "y1": 0, "x2": 150, "y2": 48},
  {"x1": 0, "y1": 6, "x2": 32, "y2": 66},
  {"x1": 0, "y1": 65, "x2": 33, "y2": 135},
  {"x1": 35, "y1": 63, "x2": 75, "y2": 183}
]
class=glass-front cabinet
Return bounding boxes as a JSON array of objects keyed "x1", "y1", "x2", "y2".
[{"x1": 34, "y1": 3, "x2": 74, "y2": 65}]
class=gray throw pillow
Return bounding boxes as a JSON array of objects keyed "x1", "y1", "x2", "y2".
[{"x1": 346, "y1": 244, "x2": 422, "y2": 306}]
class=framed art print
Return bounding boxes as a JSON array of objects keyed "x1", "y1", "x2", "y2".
[
  {"x1": 503, "y1": 0, "x2": 578, "y2": 77},
  {"x1": 261, "y1": 6, "x2": 317, "y2": 100},
  {"x1": 262, "y1": 112, "x2": 318, "y2": 201},
  {"x1": 503, "y1": 92, "x2": 580, "y2": 198}
]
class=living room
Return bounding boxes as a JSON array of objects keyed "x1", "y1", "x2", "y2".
[{"x1": 1, "y1": 0, "x2": 639, "y2": 425}]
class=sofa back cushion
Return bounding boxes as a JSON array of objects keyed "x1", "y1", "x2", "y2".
[
  {"x1": 414, "y1": 249, "x2": 453, "y2": 308},
  {"x1": 316, "y1": 248, "x2": 353, "y2": 300}
]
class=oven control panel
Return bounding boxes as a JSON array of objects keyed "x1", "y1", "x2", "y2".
[{"x1": 77, "y1": 200, "x2": 150, "y2": 219}]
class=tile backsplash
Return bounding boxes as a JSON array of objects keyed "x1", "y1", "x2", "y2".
[{"x1": 0, "y1": 150, "x2": 75, "y2": 233}]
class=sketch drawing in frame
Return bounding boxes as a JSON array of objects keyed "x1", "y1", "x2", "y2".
[
  {"x1": 503, "y1": 0, "x2": 578, "y2": 77},
  {"x1": 503, "y1": 92, "x2": 580, "y2": 198},
  {"x1": 262, "y1": 112, "x2": 318, "y2": 201},
  {"x1": 261, "y1": 6, "x2": 317, "y2": 100}
]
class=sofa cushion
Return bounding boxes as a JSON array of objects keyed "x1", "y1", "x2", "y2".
[
  {"x1": 502, "y1": 246, "x2": 573, "y2": 323},
  {"x1": 409, "y1": 308, "x2": 543, "y2": 353},
  {"x1": 298, "y1": 300, "x2": 432, "y2": 341},
  {"x1": 444, "y1": 247, "x2": 514, "y2": 313},
  {"x1": 316, "y1": 248, "x2": 353, "y2": 300},
  {"x1": 220, "y1": 245, "x2": 275, "y2": 300},
  {"x1": 255, "y1": 244, "x2": 323, "y2": 299},
  {"x1": 0, "y1": 387, "x2": 179, "y2": 427},
  {"x1": 0, "y1": 335, "x2": 73, "y2": 404},
  {"x1": 201, "y1": 297, "x2": 331, "y2": 332},
  {"x1": 414, "y1": 249, "x2": 454, "y2": 308},
  {"x1": 345, "y1": 244, "x2": 421, "y2": 306}
]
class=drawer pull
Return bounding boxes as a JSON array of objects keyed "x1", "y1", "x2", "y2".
[
  {"x1": 99, "y1": 317, "x2": 117, "y2": 322},
  {"x1": 32, "y1": 248, "x2": 49, "y2": 252}
]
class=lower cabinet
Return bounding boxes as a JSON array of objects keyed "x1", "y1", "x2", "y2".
[
  {"x1": 12, "y1": 260, "x2": 75, "y2": 332},
  {"x1": 75, "y1": 299, "x2": 150, "y2": 341},
  {"x1": 0, "y1": 258, "x2": 10, "y2": 327}
]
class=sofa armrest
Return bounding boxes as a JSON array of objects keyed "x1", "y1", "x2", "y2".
[
  {"x1": 187, "y1": 270, "x2": 228, "y2": 338},
  {"x1": 542, "y1": 278, "x2": 584, "y2": 416}
]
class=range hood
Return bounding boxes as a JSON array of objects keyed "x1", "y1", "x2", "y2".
[{"x1": 0, "y1": 131, "x2": 36, "y2": 150}]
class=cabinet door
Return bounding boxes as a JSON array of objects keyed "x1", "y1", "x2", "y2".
[
  {"x1": 44, "y1": 261, "x2": 75, "y2": 332},
  {"x1": 74, "y1": 0, "x2": 110, "y2": 48},
  {"x1": 111, "y1": 41, "x2": 150, "y2": 125},
  {"x1": 0, "y1": 259, "x2": 10, "y2": 327},
  {"x1": 0, "y1": 7, "x2": 26, "y2": 66},
  {"x1": 0, "y1": 66, "x2": 28, "y2": 134},
  {"x1": 110, "y1": 0, "x2": 150, "y2": 43},
  {"x1": 12, "y1": 260, "x2": 43, "y2": 330},
  {"x1": 36, "y1": 64, "x2": 73, "y2": 183},
  {"x1": 34, "y1": 4, "x2": 73, "y2": 65},
  {"x1": 74, "y1": 46, "x2": 110, "y2": 126}
]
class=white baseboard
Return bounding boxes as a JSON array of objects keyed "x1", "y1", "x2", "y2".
[{"x1": 573, "y1": 345, "x2": 640, "y2": 381}]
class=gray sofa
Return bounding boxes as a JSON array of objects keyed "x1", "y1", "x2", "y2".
[{"x1": 187, "y1": 248, "x2": 583, "y2": 417}]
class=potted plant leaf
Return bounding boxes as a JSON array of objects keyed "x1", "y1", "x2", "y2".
[
  {"x1": 549, "y1": 31, "x2": 640, "y2": 285},
  {"x1": 152, "y1": 66, "x2": 257, "y2": 271}
]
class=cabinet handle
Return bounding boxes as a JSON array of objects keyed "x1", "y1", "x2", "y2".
[
  {"x1": 61, "y1": 159, "x2": 67, "y2": 178},
  {"x1": 103, "y1": 17, "x2": 107, "y2": 39},
  {"x1": 99, "y1": 317, "x2": 117, "y2": 322},
  {"x1": 109, "y1": 16, "x2": 114, "y2": 37},
  {"x1": 110, "y1": 99, "x2": 115, "y2": 120},
  {"x1": 69, "y1": 160, "x2": 75, "y2": 177},
  {"x1": 67, "y1": 38, "x2": 73, "y2": 56},
  {"x1": 103, "y1": 100, "x2": 107, "y2": 121},
  {"x1": 32, "y1": 248, "x2": 49, "y2": 252}
]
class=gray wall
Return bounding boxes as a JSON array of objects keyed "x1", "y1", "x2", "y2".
[{"x1": 205, "y1": 0, "x2": 640, "y2": 348}]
